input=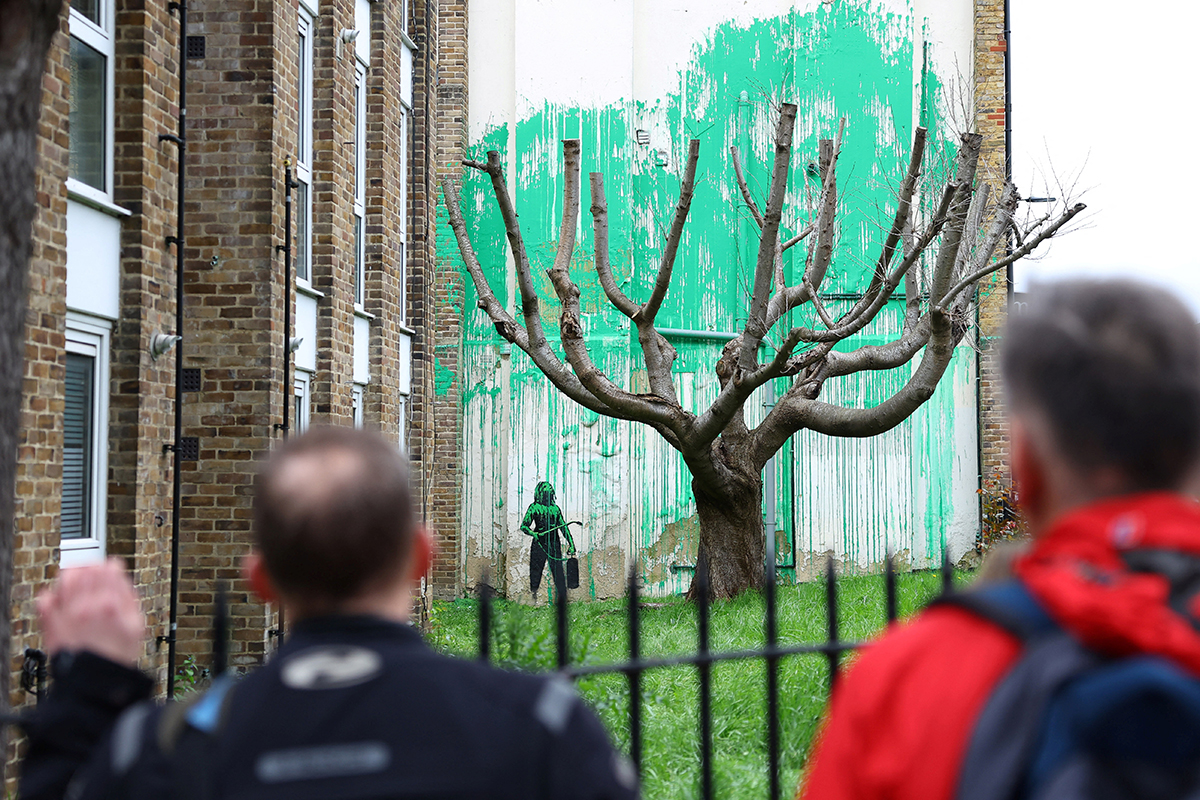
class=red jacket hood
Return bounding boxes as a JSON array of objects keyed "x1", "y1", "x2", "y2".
[{"x1": 1015, "y1": 492, "x2": 1200, "y2": 675}]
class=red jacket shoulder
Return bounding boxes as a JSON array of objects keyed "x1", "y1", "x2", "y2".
[{"x1": 800, "y1": 605, "x2": 1022, "y2": 800}]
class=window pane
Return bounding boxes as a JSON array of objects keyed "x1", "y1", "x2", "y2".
[
  {"x1": 398, "y1": 396, "x2": 408, "y2": 452},
  {"x1": 297, "y1": 28, "x2": 308, "y2": 162},
  {"x1": 63, "y1": 353, "x2": 95, "y2": 540},
  {"x1": 70, "y1": 36, "x2": 106, "y2": 191},
  {"x1": 296, "y1": 181, "x2": 309, "y2": 281},
  {"x1": 354, "y1": 215, "x2": 363, "y2": 305},
  {"x1": 71, "y1": 0, "x2": 101, "y2": 26}
]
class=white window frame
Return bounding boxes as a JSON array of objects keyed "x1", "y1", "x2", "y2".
[
  {"x1": 61, "y1": 312, "x2": 110, "y2": 568},
  {"x1": 352, "y1": 61, "x2": 367, "y2": 310},
  {"x1": 295, "y1": 5, "x2": 315, "y2": 286},
  {"x1": 293, "y1": 370, "x2": 312, "y2": 434},
  {"x1": 352, "y1": 384, "x2": 365, "y2": 429},
  {"x1": 396, "y1": 107, "x2": 409, "y2": 324},
  {"x1": 67, "y1": 0, "x2": 115, "y2": 204},
  {"x1": 397, "y1": 394, "x2": 409, "y2": 452}
]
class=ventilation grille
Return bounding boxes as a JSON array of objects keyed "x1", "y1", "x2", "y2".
[
  {"x1": 185, "y1": 36, "x2": 206, "y2": 60},
  {"x1": 177, "y1": 437, "x2": 200, "y2": 462},
  {"x1": 181, "y1": 368, "x2": 202, "y2": 393}
]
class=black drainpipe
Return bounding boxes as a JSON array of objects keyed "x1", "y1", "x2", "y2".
[
  {"x1": 1003, "y1": 0, "x2": 1013, "y2": 298},
  {"x1": 159, "y1": 0, "x2": 188, "y2": 699},
  {"x1": 276, "y1": 163, "x2": 295, "y2": 443},
  {"x1": 269, "y1": 163, "x2": 297, "y2": 647}
]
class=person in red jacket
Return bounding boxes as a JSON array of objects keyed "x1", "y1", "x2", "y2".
[{"x1": 799, "y1": 278, "x2": 1200, "y2": 800}]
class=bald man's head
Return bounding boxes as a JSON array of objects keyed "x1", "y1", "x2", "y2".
[{"x1": 253, "y1": 427, "x2": 416, "y2": 605}]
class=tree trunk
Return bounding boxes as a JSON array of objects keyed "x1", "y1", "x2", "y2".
[
  {"x1": 1, "y1": 0, "x2": 64, "y2": 759},
  {"x1": 688, "y1": 477, "x2": 765, "y2": 600}
]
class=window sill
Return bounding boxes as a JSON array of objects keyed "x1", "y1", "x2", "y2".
[
  {"x1": 67, "y1": 180, "x2": 132, "y2": 218},
  {"x1": 354, "y1": 305, "x2": 375, "y2": 320},
  {"x1": 296, "y1": 281, "x2": 324, "y2": 299},
  {"x1": 398, "y1": 323, "x2": 415, "y2": 336},
  {"x1": 399, "y1": 30, "x2": 416, "y2": 51}
]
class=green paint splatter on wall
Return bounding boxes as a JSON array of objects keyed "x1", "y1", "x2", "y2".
[
  {"x1": 448, "y1": 1, "x2": 974, "y2": 593},
  {"x1": 434, "y1": 355, "x2": 455, "y2": 396}
]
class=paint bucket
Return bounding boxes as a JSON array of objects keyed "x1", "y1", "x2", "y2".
[{"x1": 566, "y1": 557, "x2": 580, "y2": 590}]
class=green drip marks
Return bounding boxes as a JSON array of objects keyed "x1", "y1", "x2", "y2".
[
  {"x1": 434, "y1": 355, "x2": 455, "y2": 397},
  {"x1": 446, "y1": 1, "x2": 972, "y2": 582},
  {"x1": 453, "y1": 1, "x2": 951, "y2": 347}
]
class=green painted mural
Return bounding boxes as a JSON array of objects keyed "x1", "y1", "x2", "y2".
[{"x1": 450, "y1": 0, "x2": 980, "y2": 598}]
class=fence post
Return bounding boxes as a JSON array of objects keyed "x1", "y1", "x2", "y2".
[
  {"x1": 556, "y1": 578, "x2": 569, "y2": 671},
  {"x1": 941, "y1": 546, "x2": 954, "y2": 596},
  {"x1": 478, "y1": 578, "x2": 491, "y2": 664},
  {"x1": 697, "y1": 556, "x2": 713, "y2": 800},
  {"x1": 627, "y1": 567, "x2": 642, "y2": 781},
  {"x1": 885, "y1": 554, "x2": 897, "y2": 625},
  {"x1": 765, "y1": 559, "x2": 780, "y2": 800},
  {"x1": 825, "y1": 560, "x2": 840, "y2": 689}
]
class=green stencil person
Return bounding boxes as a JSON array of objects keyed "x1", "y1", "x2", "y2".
[{"x1": 521, "y1": 481, "x2": 575, "y2": 600}]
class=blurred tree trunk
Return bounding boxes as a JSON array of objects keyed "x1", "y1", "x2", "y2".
[{"x1": 0, "y1": 0, "x2": 64, "y2": 753}]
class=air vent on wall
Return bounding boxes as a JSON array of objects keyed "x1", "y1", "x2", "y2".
[
  {"x1": 185, "y1": 35, "x2": 206, "y2": 60},
  {"x1": 181, "y1": 368, "x2": 202, "y2": 393},
  {"x1": 177, "y1": 437, "x2": 200, "y2": 461}
]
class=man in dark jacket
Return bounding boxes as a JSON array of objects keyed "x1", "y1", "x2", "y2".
[
  {"x1": 20, "y1": 426, "x2": 638, "y2": 800},
  {"x1": 800, "y1": 279, "x2": 1200, "y2": 800}
]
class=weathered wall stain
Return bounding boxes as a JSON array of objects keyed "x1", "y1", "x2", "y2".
[{"x1": 454, "y1": 0, "x2": 978, "y2": 598}]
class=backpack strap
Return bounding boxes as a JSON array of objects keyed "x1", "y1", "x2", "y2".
[
  {"x1": 934, "y1": 580, "x2": 1058, "y2": 642},
  {"x1": 1121, "y1": 548, "x2": 1200, "y2": 633},
  {"x1": 947, "y1": 582, "x2": 1101, "y2": 800}
]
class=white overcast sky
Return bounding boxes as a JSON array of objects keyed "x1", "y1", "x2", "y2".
[{"x1": 1010, "y1": 0, "x2": 1200, "y2": 316}]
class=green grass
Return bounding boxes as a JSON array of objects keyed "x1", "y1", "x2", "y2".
[{"x1": 429, "y1": 570, "x2": 970, "y2": 800}]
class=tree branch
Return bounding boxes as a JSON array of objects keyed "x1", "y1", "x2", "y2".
[
  {"x1": 546, "y1": 142, "x2": 687, "y2": 427},
  {"x1": 770, "y1": 126, "x2": 927, "y2": 336},
  {"x1": 773, "y1": 180, "x2": 958, "y2": 345},
  {"x1": 929, "y1": 133, "x2": 983, "y2": 305},
  {"x1": 780, "y1": 226, "x2": 814, "y2": 253},
  {"x1": 475, "y1": 150, "x2": 554, "y2": 357},
  {"x1": 801, "y1": 118, "x2": 846, "y2": 293},
  {"x1": 939, "y1": 199, "x2": 1087, "y2": 311},
  {"x1": 763, "y1": 120, "x2": 845, "y2": 328},
  {"x1": 741, "y1": 103, "x2": 799, "y2": 372},
  {"x1": 444, "y1": 159, "x2": 678, "y2": 428},
  {"x1": 589, "y1": 172, "x2": 638, "y2": 318},
  {"x1": 637, "y1": 139, "x2": 701, "y2": 324},
  {"x1": 441, "y1": 176, "x2": 526, "y2": 345},
  {"x1": 730, "y1": 144, "x2": 764, "y2": 229},
  {"x1": 953, "y1": 181, "x2": 990, "y2": 283},
  {"x1": 750, "y1": 308, "x2": 956, "y2": 464}
]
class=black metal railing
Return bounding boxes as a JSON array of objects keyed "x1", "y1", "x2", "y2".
[{"x1": 475, "y1": 551, "x2": 956, "y2": 800}]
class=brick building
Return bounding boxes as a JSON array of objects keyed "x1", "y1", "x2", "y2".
[{"x1": 9, "y1": 0, "x2": 464, "y2": 767}]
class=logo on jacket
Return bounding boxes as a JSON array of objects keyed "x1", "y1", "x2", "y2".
[{"x1": 280, "y1": 645, "x2": 383, "y2": 690}]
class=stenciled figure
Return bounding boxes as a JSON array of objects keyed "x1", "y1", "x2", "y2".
[{"x1": 521, "y1": 481, "x2": 575, "y2": 600}]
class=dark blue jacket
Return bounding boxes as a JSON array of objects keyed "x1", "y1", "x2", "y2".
[{"x1": 21, "y1": 615, "x2": 638, "y2": 800}]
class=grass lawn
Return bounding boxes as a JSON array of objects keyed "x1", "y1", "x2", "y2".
[{"x1": 429, "y1": 569, "x2": 970, "y2": 800}]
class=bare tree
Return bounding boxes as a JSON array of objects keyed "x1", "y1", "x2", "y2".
[
  {"x1": 0, "y1": 0, "x2": 63, "y2": 740},
  {"x1": 443, "y1": 103, "x2": 1083, "y2": 599}
]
